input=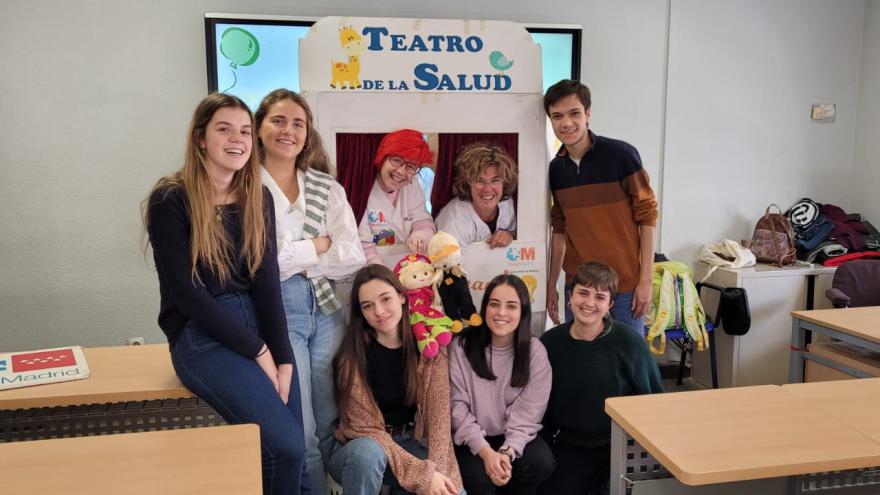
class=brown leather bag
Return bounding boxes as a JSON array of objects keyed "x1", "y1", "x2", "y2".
[{"x1": 747, "y1": 204, "x2": 797, "y2": 266}]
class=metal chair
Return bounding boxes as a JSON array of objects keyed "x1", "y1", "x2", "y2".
[
  {"x1": 669, "y1": 281, "x2": 750, "y2": 389},
  {"x1": 667, "y1": 322, "x2": 717, "y2": 389}
]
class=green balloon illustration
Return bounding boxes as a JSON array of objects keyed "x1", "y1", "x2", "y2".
[
  {"x1": 221, "y1": 27, "x2": 260, "y2": 68},
  {"x1": 220, "y1": 27, "x2": 260, "y2": 92}
]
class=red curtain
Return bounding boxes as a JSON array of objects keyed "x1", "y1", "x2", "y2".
[
  {"x1": 336, "y1": 133, "x2": 385, "y2": 225},
  {"x1": 432, "y1": 133, "x2": 518, "y2": 217}
]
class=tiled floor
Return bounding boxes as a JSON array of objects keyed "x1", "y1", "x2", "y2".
[{"x1": 663, "y1": 377, "x2": 707, "y2": 392}]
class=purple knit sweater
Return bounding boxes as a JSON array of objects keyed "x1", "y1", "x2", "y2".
[{"x1": 448, "y1": 336, "x2": 552, "y2": 457}]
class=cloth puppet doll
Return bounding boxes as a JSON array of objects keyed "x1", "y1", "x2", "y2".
[
  {"x1": 428, "y1": 231, "x2": 482, "y2": 333},
  {"x1": 393, "y1": 253, "x2": 454, "y2": 358}
]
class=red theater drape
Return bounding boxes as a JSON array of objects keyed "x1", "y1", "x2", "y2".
[{"x1": 336, "y1": 133, "x2": 385, "y2": 225}]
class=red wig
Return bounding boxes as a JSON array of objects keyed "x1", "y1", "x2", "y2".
[{"x1": 373, "y1": 129, "x2": 434, "y2": 168}]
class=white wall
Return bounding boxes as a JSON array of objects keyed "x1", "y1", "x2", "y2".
[
  {"x1": 0, "y1": 0, "x2": 667, "y2": 350},
  {"x1": 1, "y1": 0, "x2": 873, "y2": 350},
  {"x1": 853, "y1": 0, "x2": 880, "y2": 224},
  {"x1": 660, "y1": 0, "x2": 866, "y2": 261}
]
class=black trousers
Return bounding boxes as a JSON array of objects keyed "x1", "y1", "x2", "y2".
[
  {"x1": 455, "y1": 434, "x2": 555, "y2": 495},
  {"x1": 536, "y1": 439, "x2": 609, "y2": 495}
]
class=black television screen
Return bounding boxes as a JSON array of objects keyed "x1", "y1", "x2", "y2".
[{"x1": 205, "y1": 14, "x2": 581, "y2": 110}]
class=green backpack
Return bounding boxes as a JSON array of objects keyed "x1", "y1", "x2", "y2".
[{"x1": 645, "y1": 261, "x2": 710, "y2": 355}]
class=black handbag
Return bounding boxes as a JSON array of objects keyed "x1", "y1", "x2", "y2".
[
  {"x1": 718, "y1": 288, "x2": 751, "y2": 336},
  {"x1": 697, "y1": 283, "x2": 751, "y2": 336}
]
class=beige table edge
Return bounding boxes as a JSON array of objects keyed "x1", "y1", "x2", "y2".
[
  {"x1": 791, "y1": 306, "x2": 880, "y2": 344},
  {"x1": 0, "y1": 344, "x2": 192, "y2": 409},
  {"x1": 781, "y1": 378, "x2": 880, "y2": 443},
  {"x1": 606, "y1": 386, "x2": 880, "y2": 486},
  {"x1": 0, "y1": 424, "x2": 261, "y2": 494}
]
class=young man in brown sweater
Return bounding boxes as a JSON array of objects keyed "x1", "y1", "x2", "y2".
[{"x1": 544, "y1": 80, "x2": 658, "y2": 335}]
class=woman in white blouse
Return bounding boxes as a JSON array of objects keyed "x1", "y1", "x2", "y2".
[
  {"x1": 255, "y1": 89, "x2": 365, "y2": 495},
  {"x1": 436, "y1": 143, "x2": 518, "y2": 249}
]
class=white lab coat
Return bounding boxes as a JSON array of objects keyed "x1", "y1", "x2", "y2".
[
  {"x1": 357, "y1": 179, "x2": 434, "y2": 247},
  {"x1": 435, "y1": 197, "x2": 517, "y2": 246}
]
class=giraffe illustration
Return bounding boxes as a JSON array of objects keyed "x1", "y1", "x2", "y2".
[{"x1": 330, "y1": 26, "x2": 366, "y2": 89}]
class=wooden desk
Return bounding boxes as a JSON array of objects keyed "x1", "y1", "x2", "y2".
[
  {"x1": 0, "y1": 345, "x2": 223, "y2": 442},
  {"x1": 0, "y1": 344, "x2": 190, "y2": 409},
  {"x1": 790, "y1": 307, "x2": 880, "y2": 382},
  {"x1": 606, "y1": 386, "x2": 880, "y2": 494},
  {"x1": 0, "y1": 424, "x2": 261, "y2": 494},
  {"x1": 782, "y1": 378, "x2": 880, "y2": 444}
]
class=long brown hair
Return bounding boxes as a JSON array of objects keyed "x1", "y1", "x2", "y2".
[
  {"x1": 459, "y1": 274, "x2": 533, "y2": 387},
  {"x1": 333, "y1": 265, "x2": 421, "y2": 416},
  {"x1": 143, "y1": 93, "x2": 266, "y2": 284},
  {"x1": 254, "y1": 88, "x2": 332, "y2": 175}
]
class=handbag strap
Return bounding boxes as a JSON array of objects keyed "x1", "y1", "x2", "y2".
[
  {"x1": 768, "y1": 210, "x2": 784, "y2": 265},
  {"x1": 764, "y1": 204, "x2": 794, "y2": 266}
]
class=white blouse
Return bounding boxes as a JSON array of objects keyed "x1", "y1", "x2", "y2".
[{"x1": 261, "y1": 167, "x2": 365, "y2": 282}]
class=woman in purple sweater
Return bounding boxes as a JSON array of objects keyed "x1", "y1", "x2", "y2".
[{"x1": 449, "y1": 274, "x2": 555, "y2": 494}]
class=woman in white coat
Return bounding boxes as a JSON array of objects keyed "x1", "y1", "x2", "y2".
[
  {"x1": 357, "y1": 129, "x2": 437, "y2": 265},
  {"x1": 436, "y1": 142, "x2": 518, "y2": 249}
]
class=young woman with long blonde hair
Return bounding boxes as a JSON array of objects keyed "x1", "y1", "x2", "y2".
[{"x1": 143, "y1": 93, "x2": 310, "y2": 494}]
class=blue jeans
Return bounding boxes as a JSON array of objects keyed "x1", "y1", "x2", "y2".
[
  {"x1": 327, "y1": 431, "x2": 427, "y2": 495},
  {"x1": 565, "y1": 286, "x2": 645, "y2": 335},
  {"x1": 281, "y1": 275, "x2": 344, "y2": 495},
  {"x1": 170, "y1": 292, "x2": 311, "y2": 495}
]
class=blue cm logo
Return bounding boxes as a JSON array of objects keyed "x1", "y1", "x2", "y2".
[
  {"x1": 0, "y1": 359, "x2": 6, "y2": 371},
  {"x1": 506, "y1": 247, "x2": 519, "y2": 261}
]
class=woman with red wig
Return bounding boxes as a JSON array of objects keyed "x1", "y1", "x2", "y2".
[{"x1": 357, "y1": 129, "x2": 437, "y2": 265}]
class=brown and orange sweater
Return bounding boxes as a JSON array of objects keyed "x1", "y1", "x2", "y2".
[{"x1": 549, "y1": 130, "x2": 658, "y2": 292}]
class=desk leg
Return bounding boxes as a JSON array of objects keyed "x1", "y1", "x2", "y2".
[
  {"x1": 788, "y1": 475, "x2": 798, "y2": 495},
  {"x1": 610, "y1": 420, "x2": 628, "y2": 495},
  {"x1": 789, "y1": 317, "x2": 805, "y2": 383}
]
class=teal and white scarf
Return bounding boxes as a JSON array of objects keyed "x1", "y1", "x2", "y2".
[{"x1": 302, "y1": 168, "x2": 341, "y2": 315}]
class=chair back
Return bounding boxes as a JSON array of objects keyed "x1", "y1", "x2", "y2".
[{"x1": 828, "y1": 260, "x2": 880, "y2": 308}]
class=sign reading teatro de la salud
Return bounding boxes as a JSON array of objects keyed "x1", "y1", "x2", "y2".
[{"x1": 299, "y1": 17, "x2": 542, "y2": 94}]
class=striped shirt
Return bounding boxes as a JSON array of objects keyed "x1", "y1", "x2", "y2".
[{"x1": 549, "y1": 130, "x2": 658, "y2": 292}]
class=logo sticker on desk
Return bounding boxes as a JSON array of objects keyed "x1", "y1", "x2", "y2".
[
  {"x1": 11, "y1": 349, "x2": 77, "y2": 372},
  {"x1": 0, "y1": 346, "x2": 90, "y2": 391}
]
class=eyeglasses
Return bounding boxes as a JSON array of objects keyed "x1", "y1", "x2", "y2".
[
  {"x1": 387, "y1": 156, "x2": 420, "y2": 175},
  {"x1": 472, "y1": 177, "x2": 503, "y2": 187}
]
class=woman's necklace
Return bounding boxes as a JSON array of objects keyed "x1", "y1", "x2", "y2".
[{"x1": 215, "y1": 188, "x2": 232, "y2": 223}]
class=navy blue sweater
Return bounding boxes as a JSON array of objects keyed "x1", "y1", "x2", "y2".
[
  {"x1": 548, "y1": 131, "x2": 658, "y2": 291},
  {"x1": 147, "y1": 185, "x2": 292, "y2": 364}
]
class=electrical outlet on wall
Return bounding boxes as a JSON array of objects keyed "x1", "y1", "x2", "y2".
[
  {"x1": 127, "y1": 337, "x2": 145, "y2": 346},
  {"x1": 811, "y1": 103, "x2": 836, "y2": 122}
]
